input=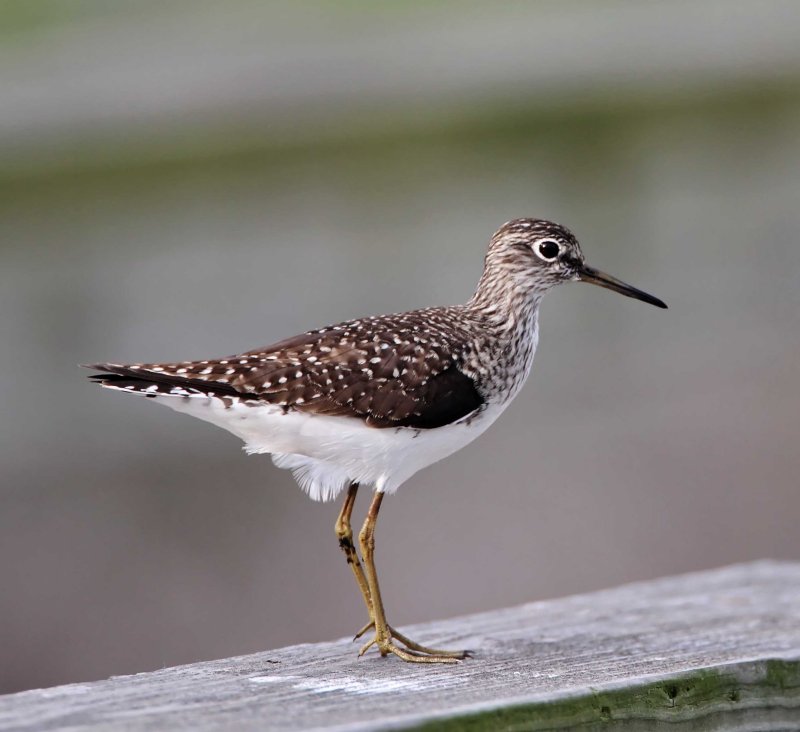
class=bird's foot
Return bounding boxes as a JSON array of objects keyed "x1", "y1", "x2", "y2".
[{"x1": 354, "y1": 621, "x2": 471, "y2": 663}]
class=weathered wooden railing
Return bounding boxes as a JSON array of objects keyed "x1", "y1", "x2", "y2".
[{"x1": 2, "y1": 561, "x2": 799, "y2": 731}]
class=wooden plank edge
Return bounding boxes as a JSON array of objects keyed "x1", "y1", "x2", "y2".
[{"x1": 385, "y1": 658, "x2": 800, "y2": 732}]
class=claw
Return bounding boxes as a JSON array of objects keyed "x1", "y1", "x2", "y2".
[
  {"x1": 389, "y1": 626, "x2": 471, "y2": 659},
  {"x1": 353, "y1": 620, "x2": 374, "y2": 641},
  {"x1": 354, "y1": 623, "x2": 470, "y2": 663},
  {"x1": 385, "y1": 643, "x2": 461, "y2": 664}
]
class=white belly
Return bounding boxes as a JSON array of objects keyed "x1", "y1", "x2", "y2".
[{"x1": 160, "y1": 395, "x2": 510, "y2": 501}]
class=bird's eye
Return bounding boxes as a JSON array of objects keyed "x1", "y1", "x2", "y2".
[{"x1": 534, "y1": 239, "x2": 561, "y2": 261}]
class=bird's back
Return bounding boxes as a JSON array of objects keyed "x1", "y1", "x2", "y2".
[{"x1": 86, "y1": 304, "x2": 489, "y2": 429}]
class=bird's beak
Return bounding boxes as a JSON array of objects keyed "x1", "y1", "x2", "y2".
[{"x1": 577, "y1": 264, "x2": 667, "y2": 309}]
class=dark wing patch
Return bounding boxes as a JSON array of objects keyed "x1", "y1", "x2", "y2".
[
  {"x1": 84, "y1": 307, "x2": 486, "y2": 429},
  {"x1": 386, "y1": 366, "x2": 483, "y2": 429}
]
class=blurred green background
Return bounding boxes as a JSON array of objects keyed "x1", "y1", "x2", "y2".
[{"x1": 1, "y1": 0, "x2": 799, "y2": 694}]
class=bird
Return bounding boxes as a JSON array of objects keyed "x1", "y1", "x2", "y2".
[{"x1": 85, "y1": 218, "x2": 666, "y2": 664}]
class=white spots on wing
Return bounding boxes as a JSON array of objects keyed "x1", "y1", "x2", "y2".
[{"x1": 106, "y1": 305, "x2": 503, "y2": 422}]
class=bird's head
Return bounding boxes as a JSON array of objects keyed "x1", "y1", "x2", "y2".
[{"x1": 484, "y1": 218, "x2": 667, "y2": 309}]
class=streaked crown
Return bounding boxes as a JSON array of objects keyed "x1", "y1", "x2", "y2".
[{"x1": 482, "y1": 217, "x2": 585, "y2": 292}]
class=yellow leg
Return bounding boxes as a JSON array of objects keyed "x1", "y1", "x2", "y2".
[
  {"x1": 357, "y1": 491, "x2": 470, "y2": 663},
  {"x1": 335, "y1": 483, "x2": 374, "y2": 624}
]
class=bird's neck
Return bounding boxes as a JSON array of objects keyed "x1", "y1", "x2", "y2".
[
  {"x1": 460, "y1": 261, "x2": 543, "y2": 404},
  {"x1": 466, "y1": 260, "x2": 543, "y2": 340}
]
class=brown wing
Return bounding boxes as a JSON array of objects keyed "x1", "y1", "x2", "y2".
[{"x1": 85, "y1": 309, "x2": 485, "y2": 429}]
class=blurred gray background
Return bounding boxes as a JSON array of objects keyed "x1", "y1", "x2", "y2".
[{"x1": 1, "y1": 0, "x2": 799, "y2": 694}]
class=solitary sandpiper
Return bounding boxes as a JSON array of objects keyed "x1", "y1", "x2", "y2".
[{"x1": 85, "y1": 218, "x2": 666, "y2": 664}]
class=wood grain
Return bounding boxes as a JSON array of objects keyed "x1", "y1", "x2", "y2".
[{"x1": 2, "y1": 561, "x2": 799, "y2": 731}]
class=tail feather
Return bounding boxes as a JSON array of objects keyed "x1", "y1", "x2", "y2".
[{"x1": 82, "y1": 363, "x2": 251, "y2": 400}]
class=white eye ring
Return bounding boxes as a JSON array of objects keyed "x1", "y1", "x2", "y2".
[{"x1": 534, "y1": 238, "x2": 561, "y2": 262}]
